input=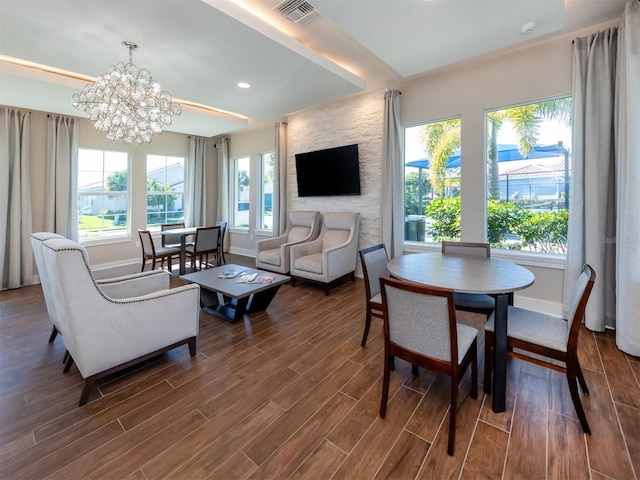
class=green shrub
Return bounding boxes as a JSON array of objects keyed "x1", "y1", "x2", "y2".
[
  {"x1": 425, "y1": 197, "x2": 461, "y2": 240},
  {"x1": 512, "y1": 209, "x2": 568, "y2": 253}
]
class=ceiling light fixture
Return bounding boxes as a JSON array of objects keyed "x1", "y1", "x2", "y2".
[
  {"x1": 521, "y1": 21, "x2": 537, "y2": 34},
  {"x1": 71, "y1": 41, "x2": 181, "y2": 145},
  {"x1": 238, "y1": 82, "x2": 251, "y2": 89}
]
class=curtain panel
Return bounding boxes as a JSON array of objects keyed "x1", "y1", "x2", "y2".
[
  {"x1": 1, "y1": 108, "x2": 33, "y2": 289},
  {"x1": 567, "y1": 0, "x2": 640, "y2": 356},
  {"x1": 216, "y1": 138, "x2": 230, "y2": 252},
  {"x1": 186, "y1": 136, "x2": 207, "y2": 227},
  {"x1": 381, "y1": 89, "x2": 404, "y2": 259},
  {"x1": 273, "y1": 122, "x2": 288, "y2": 236},
  {"x1": 45, "y1": 114, "x2": 78, "y2": 240}
]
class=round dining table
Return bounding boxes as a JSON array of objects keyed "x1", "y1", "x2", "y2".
[{"x1": 387, "y1": 252, "x2": 535, "y2": 413}]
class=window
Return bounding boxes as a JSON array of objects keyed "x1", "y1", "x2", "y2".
[
  {"x1": 485, "y1": 97, "x2": 572, "y2": 254},
  {"x1": 233, "y1": 156, "x2": 250, "y2": 228},
  {"x1": 146, "y1": 155, "x2": 185, "y2": 228},
  {"x1": 404, "y1": 117, "x2": 462, "y2": 243},
  {"x1": 259, "y1": 152, "x2": 275, "y2": 230},
  {"x1": 77, "y1": 148, "x2": 129, "y2": 239}
]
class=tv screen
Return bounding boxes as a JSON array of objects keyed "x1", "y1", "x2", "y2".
[{"x1": 295, "y1": 144, "x2": 361, "y2": 197}]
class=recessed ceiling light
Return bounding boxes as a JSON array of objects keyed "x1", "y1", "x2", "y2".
[
  {"x1": 238, "y1": 82, "x2": 251, "y2": 89},
  {"x1": 521, "y1": 21, "x2": 536, "y2": 34}
]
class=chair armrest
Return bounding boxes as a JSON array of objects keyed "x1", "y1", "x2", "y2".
[
  {"x1": 98, "y1": 270, "x2": 170, "y2": 298},
  {"x1": 291, "y1": 237, "x2": 323, "y2": 259},
  {"x1": 67, "y1": 284, "x2": 201, "y2": 378},
  {"x1": 256, "y1": 234, "x2": 288, "y2": 252}
]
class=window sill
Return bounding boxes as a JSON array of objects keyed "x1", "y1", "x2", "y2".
[
  {"x1": 80, "y1": 235, "x2": 133, "y2": 247},
  {"x1": 403, "y1": 242, "x2": 566, "y2": 270}
]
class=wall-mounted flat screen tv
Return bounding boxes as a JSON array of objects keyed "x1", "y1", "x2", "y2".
[{"x1": 295, "y1": 144, "x2": 361, "y2": 197}]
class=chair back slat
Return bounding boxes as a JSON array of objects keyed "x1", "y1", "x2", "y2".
[
  {"x1": 567, "y1": 264, "x2": 596, "y2": 350},
  {"x1": 442, "y1": 241, "x2": 490, "y2": 258},
  {"x1": 138, "y1": 230, "x2": 155, "y2": 255},
  {"x1": 360, "y1": 244, "x2": 389, "y2": 298},
  {"x1": 194, "y1": 226, "x2": 220, "y2": 252},
  {"x1": 161, "y1": 222, "x2": 185, "y2": 247}
]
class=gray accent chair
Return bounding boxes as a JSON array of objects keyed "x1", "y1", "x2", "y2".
[
  {"x1": 40, "y1": 237, "x2": 200, "y2": 406},
  {"x1": 485, "y1": 264, "x2": 596, "y2": 434},
  {"x1": 441, "y1": 241, "x2": 496, "y2": 318},
  {"x1": 379, "y1": 276, "x2": 478, "y2": 456},
  {"x1": 185, "y1": 226, "x2": 221, "y2": 270},
  {"x1": 255, "y1": 211, "x2": 320, "y2": 274},
  {"x1": 290, "y1": 212, "x2": 360, "y2": 295},
  {"x1": 359, "y1": 243, "x2": 389, "y2": 347}
]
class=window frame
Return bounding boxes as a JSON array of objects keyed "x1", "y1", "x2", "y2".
[
  {"x1": 232, "y1": 155, "x2": 251, "y2": 229},
  {"x1": 257, "y1": 151, "x2": 275, "y2": 233},
  {"x1": 77, "y1": 147, "x2": 131, "y2": 242},
  {"x1": 145, "y1": 154, "x2": 186, "y2": 230}
]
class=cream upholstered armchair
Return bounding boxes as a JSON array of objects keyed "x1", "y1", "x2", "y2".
[
  {"x1": 31, "y1": 232, "x2": 171, "y2": 349},
  {"x1": 40, "y1": 237, "x2": 200, "y2": 406},
  {"x1": 290, "y1": 212, "x2": 361, "y2": 295},
  {"x1": 255, "y1": 211, "x2": 321, "y2": 274}
]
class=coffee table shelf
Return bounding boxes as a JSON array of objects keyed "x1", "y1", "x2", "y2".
[{"x1": 181, "y1": 264, "x2": 290, "y2": 323}]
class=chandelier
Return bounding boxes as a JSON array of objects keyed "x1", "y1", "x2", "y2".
[{"x1": 72, "y1": 41, "x2": 181, "y2": 145}]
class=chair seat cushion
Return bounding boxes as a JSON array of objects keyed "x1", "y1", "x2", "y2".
[
  {"x1": 294, "y1": 253, "x2": 323, "y2": 274},
  {"x1": 453, "y1": 292, "x2": 494, "y2": 310},
  {"x1": 457, "y1": 323, "x2": 479, "y2": 364},
  {"x1": 156, "y1": 246, "x2": 180, "y2": 256},
  {"x1": 257, "y1": 248, "x2": 282, "y2": 266},
  {"x1": 486, "y1": 306, "x2": 568, "y2": 352}
]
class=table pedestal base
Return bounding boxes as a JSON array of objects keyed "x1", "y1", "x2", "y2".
[{"x1": 199, "y1": 285, "x2": 283, "y2": 323}]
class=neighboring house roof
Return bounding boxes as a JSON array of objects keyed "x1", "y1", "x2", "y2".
[
  {"x1": 501, "y1": 160, "x2": 567, "y2": 179},
  {"x1": 79, "y1": 163, "x2": 184, "y2": 192}
]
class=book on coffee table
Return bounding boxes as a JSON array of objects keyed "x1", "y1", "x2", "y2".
[
  {"x1": 236, "y1": 273, "x2": 276, "y2": 284},
  {"x1": 217, "y1": 269, "x2": 244, "y2": 279}
]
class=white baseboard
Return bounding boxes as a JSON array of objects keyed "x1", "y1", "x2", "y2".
[
  {"x1": 513, "y1": 295, "x2": 563, "y2": 317},
  {"x1": 228, "y1": 247, "x2": 255, "y2": 258}
]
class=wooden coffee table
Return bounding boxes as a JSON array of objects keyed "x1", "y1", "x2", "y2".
[{"x1": 180, "y1": 264, "x2": 290, "y2": 323}]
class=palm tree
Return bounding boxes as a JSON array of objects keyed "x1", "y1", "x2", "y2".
[
  {"x1": 486, "y1": 98, "x2": 572, "y2": 200},
  {"x1": 421, "y1": 118, "x2": 461, "y2": 196}
]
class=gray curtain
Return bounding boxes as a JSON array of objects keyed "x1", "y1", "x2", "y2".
[
  {"x1": 273, "y1": 121, "x2": 288, "y2": 236},
  {"x1": 614, "y1": 0, "x2": 639, "y2": 356},
  {"x1": 186, "y1": 136, "x2": 207, "y2": 227},
  {"x1": 1, "y1": 108, "x2": 33, "y2": 289},
  {"x1": 216, "y1": 137, "x2": 230, "y2": 251},
  {"x1": 566, "y1": 0, "x2": 639, "y2": 356},
  {"x1": 45, "y1": 114, "x2": 78, "y2": 240},
  {"x1": 381, "y1": 89, "x2": 404, "y2": 259}
]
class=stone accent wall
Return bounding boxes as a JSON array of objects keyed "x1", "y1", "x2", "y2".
[{"x1": 287, "y1": 89, "x2": 385, "y2": 276}]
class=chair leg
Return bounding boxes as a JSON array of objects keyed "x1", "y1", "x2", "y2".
[
  {"x1": 63, "y1": 354, "x2": 74, "y2": 373},
  {"x1": 412, "y1": 364, "x2": 420, "y2": 376},
  {"x1": 63, "y1": 349, "x2": 70, "y2": 364},
  {"x1": 471, "y1": 340, "x2": 478, "y2": 400},
  {"x1": 48, "y1": 325, "x2": 59, "y2": 343},
  {"x1": 361, "y1": 309, "x2": 372, "y2": 347},
  {"x1": 448, "y1": 374, "x2": 458, "y2": 456},
  {"x1": 576, "y1": 359, "x2": 589, "y2": 394},
  {"x1": 484, "y1": 331, "x2": 493, "y2": 395},
  {"x1": 380, "y1": 353, "x2": 391, "y2": 418},
  {"x1": 567, "y1": 359, "x2": 591, "y2": 434},
  {"x1": 79, "y1": 376, "x2": 97, "y2": 407},
  {"x1": 188, "y1": 337, "x2": 197, "y2": 357}
]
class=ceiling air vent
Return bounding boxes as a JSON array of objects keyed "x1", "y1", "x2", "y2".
[{"x1": 274, "y1": 0, "x2": 321, "y2": 27}]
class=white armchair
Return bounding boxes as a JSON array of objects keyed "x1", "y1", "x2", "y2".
[
  {"x1": 31, "y1": 232, "x2": 170, "y2": 347},
  {"x1": 290, "y1": 212, "x2": 361, "y2": 295},
  {"x1": 41, "y1": 237, "x2": 200, "y2": 406},
  {"x1": 255, "y1": 211, "x2": 321, "y2": 274}
]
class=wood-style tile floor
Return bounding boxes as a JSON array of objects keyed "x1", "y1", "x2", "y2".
[{"x1": 1, "y1": 253, "x2": 638, "y2": 479}]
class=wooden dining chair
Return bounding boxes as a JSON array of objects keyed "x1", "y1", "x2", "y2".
[
  {"x1": 359, "y1": 243, "x2": 390, "y2": 347},
  {"x1": 484, "y1": 264, "x2": 596, "y2": 433},
  {"x1": 379, "y1": 276, "x2": 478, "y2": 455},
  {"x1": 215, "y1": 221, "x2": 227, "y2": 266},
  {"x1": 441, "y1": 241, "x2": 496, "y2": 318},
  {"x1": 138, "y1": 229, "x2": 181, "y2": 272},
  {"x1": 185, "y1": 226, "x2": 221, "y2": 270},
  {"x1": 160, "y1": 222, "x2": 186, "y2": 248}
]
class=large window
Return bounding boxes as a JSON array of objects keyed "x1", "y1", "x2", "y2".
[
  {"x1": 146, "y1": 155, "x2": 185, "y2": 227},
  {"x1": 77, "y1": 148, "x2": 129, "y2": 239},
  {"x1": 485, "y1": 97, "x2": 572, "y2": 254},
  {"x1": 233, "y1": 156, "x2": 250, "y2": 228},
  {"x1": 404, "y1": 117, "x2": 462, "y2": 243},
  {"x1": 259, "y1": 152, "x2": 275, "y2": 230}
]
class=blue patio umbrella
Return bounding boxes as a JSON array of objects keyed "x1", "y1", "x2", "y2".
[
  {"x1": 405, "y1": 143, "x2": 570, "y2": 213},
  {"x1": 405, "y1": 143, "x2": 567, "y2": 170}
]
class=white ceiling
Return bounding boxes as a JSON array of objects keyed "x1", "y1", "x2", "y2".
[{"x1": 0, "y1": 0, "x2": 628, "y2": 138}]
